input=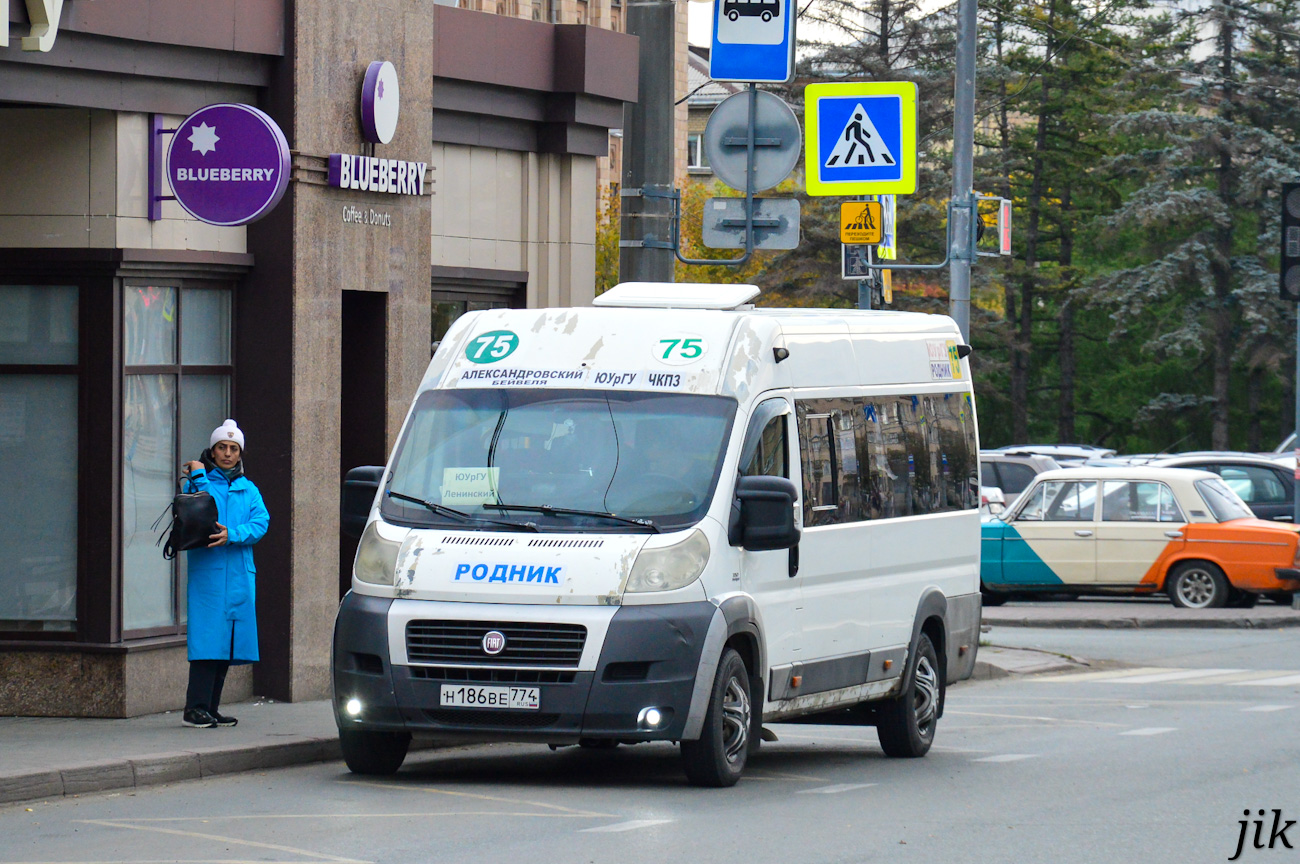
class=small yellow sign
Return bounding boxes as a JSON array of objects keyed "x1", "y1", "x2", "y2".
[
  {"x1": 881, "y1": 269, "x2": 892, "y2": 304},
  {"x1": 840, "y1": 202, "x2": 883, "y2": 244}
]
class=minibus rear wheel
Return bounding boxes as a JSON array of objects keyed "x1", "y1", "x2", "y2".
[
  {"x1": 681, "y1": 648, "x2": 751, "y2": 787},
  {"x1": 340, "y1": 729, "x2": 411, "y2": 775},
  {"x1": 876, "y1": 633, "x2": 940, "y2": 758}
]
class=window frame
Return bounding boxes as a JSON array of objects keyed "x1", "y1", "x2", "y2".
[{"x1": 120, "y1": 278, "x2": 235, "y2": 641}]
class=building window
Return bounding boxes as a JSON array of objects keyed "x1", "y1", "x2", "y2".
[
  {"x1": 121, "y1": 284, "x2": 232, "y2": 635},
  {"x1": 688, "y1": 134, "x2": 710, "y2": 171},
  {"x1": 0, "y1": 285, "x2": 79, "y2": 633},
  {"x1": 548, "y1": 0, "x2": 561, "y2": 22}
]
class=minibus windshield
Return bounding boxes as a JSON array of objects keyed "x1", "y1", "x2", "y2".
[{"x1": 382, "y1": 388, "x2": 737, "y2": 531}]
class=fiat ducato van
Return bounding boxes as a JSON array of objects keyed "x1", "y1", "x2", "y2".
[{"x1": 332, "y1": 282, "x2": 982, "y2": 787}]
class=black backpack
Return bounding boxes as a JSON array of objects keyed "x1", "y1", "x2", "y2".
[{"x1": 153, "y1": 477, "x2": 219, "y2": 560}]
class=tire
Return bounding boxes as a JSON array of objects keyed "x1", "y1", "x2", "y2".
[
  {"x1": 681, "y1": 648, "x2": 751, "y2": 787},
  {"x1": 340, "y1": 729, "x2": 411, "y2": 775},
  {"x1": 727, "y1": 10, "x2": 739, "y2": 20},
  {"x1": 980, "y1": 584, "x2": 1008, "y2": 607},
  {"x1": 876, "y1": 632, "x2": 941, "y2": 758},
  {"x1": 761, "y1": 10, "x2": 772, "y2": 20},
  {"x1": 1166, "y1": 561, "x2": 1230, "y2": 609}
]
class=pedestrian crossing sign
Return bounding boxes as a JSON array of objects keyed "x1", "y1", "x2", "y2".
[{"x1": 805, "y1": 81, "x2": 918, "y2": 196}]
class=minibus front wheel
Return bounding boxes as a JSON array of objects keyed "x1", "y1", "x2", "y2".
[
  {"x1": 340, "y1": 729, "x2": 411, "y2": 775},
  {"x1": 681, "y1": 648, "x2": 751, "y2": 788}
]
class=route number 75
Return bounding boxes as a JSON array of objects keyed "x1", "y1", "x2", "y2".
[{"x1": 659, "y1": 338, "x2": 703, "y2": 360}]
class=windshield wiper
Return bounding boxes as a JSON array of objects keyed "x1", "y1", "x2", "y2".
[
  {"x1": 388, "y1": 490, "x2": 539, "y2": 532},
  {"x1": 483, "y1": 502, "x2": 660, "y2": 532}
]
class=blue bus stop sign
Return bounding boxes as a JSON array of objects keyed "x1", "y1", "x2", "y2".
[{"x1": 709, "y1": 0, "x2": 796, "y2": 84}]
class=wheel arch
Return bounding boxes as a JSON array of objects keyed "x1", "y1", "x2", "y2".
[
  {"x1": 907, "y1": 589, "x2": 949, "y2": 717},
  {"x1": 682, "y1": 594, "x2": 766, "y2": 741}
]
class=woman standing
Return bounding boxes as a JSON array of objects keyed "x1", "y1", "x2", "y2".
[{"x1": 180, "y1": 419, "x2": 269, "y2": 728}]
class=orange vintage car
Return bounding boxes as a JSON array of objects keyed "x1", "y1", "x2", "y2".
[{"x1": 980, "y1": 467, "x2": 1300, "y2": 608}]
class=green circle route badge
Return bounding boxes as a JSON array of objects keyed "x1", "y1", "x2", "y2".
[{"x1": 465, "y1": 330, "x2": 519, "y2": 364}]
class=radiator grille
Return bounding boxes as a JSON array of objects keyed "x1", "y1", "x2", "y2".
[
  {"x1": 409, "y1": 666, "x2": 576, "y2": 684},
  {"x1": 406, "y1": 620, "x2": 587, "y2": 667}
]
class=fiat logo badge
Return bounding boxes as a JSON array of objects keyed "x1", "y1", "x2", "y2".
[{"x1": 482, "y1": 630, "x2": 506, "y2": 655}]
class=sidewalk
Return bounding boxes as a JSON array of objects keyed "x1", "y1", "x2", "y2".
[
  {"x1": 0, "y1": 644, "x2": 1074, "y2": 808},
  {"x1": 981, "y1": 596, "x2": 1300, "y2": 629},
  {"x1": 0, "y1": 697, "x2": 346, "y2": 807}
]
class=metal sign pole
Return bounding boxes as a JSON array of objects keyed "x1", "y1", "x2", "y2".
[{"x1": 948, "y1": 0, "x2": 977, "y2": 341}]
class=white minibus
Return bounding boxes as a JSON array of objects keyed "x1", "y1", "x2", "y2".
[{"x1": 333, "y1": 282, "x2": 982, "y2": 787}]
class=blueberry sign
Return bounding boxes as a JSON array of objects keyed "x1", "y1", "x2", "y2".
[{"x1": 167, "y1": 103, "x2": 291, "y2": 226}]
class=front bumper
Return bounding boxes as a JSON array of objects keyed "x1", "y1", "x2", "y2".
[{"x1": 332, "y1": 592, "x2": 714, "y2": 743}]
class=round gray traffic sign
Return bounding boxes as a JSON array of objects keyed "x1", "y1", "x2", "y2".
[{"x1": 703, "y1": 90, "x2": 801, "y2": 193}]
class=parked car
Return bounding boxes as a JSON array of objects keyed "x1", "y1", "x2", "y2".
[
  {"x1": 1141, "y1": 453, "x2": 1295, "y2": 523},
  {"x1": 991, "y1": 444, "x2": 1117, "y2": 467},
  {"x1": 979, "y1": 450, "x2": 1060, "y2": 507},
  {"x1": 981, "y1": 466, "x2": 1300, "y2": 609},
  {"x1": 980, "y1": 486, "x2": 1006, "y2": 517}
]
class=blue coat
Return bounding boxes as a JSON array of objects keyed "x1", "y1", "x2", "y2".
[{"x1": 184, "y1": 467, "x2": 269, "y2": 663}]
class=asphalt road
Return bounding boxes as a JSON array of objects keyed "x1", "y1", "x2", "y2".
[{"x1": 4, "y1": 630, "x2": 1298, "y2": 864}]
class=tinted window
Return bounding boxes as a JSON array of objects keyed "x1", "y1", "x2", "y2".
[
  {"x1": 1214, "y1": 465, "x2": 1288, "y2": 504},
  {"x1": 797, "y1": 392, "x2": 978, "y2": 526},
  {"x1": 998, "y1": 462, "x2": 1037, "y2": 495}
]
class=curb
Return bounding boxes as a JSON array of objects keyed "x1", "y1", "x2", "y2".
[
  {"x1": 981, "y1": 615, "x2": 1300, "y2": 630},
  {"x1": 0, "y1": 735, "x2": 344, "y2": 808}
]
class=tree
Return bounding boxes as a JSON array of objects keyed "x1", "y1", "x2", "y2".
[{"x1": 1092, "y1": 0, "x2": 1300, "y2": 449}]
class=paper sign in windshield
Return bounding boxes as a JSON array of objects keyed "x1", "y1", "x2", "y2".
[{"x1": 440, "y1": 468, "x2": 500, "y2": 506}]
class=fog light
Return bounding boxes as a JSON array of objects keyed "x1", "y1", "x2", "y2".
[
  {"x1": 637, "y1": 706, "x2": 672, "y2": 730},
  {"x1": 345, "y1": 698, "x2": 362, "y2": 717}
]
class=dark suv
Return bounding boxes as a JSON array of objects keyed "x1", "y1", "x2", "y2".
[{"x1": 1145, "y1": 452, "x2": 1295, "y2": 522}]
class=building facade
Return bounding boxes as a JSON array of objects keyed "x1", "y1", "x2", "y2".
[{"x1": 0, "y1": 0, "x2": 636, "y2": 716}]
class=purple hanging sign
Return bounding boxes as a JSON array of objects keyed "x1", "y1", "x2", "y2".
[{"x1": 167, "y1": 103, "x2": 291, "y2": 227}]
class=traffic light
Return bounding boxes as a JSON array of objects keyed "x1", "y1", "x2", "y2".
[{"x1": 1282, "y1": 182, "x2": 1300, "y2": 301}]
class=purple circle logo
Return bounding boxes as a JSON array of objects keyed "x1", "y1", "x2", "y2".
[
  {"x1": 167, "y1": 103, "x2": 291, "y2": 227},
  {"x1": 361, "y1": 61, "x2": 401, "y2": 145},
  {"x1": 482, "y1": 631, "x2": 507, "y2": 655}
]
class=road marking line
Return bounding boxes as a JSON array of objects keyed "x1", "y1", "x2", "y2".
[
  {"x1": 945, "y1": 710, "x2": 1124, "y2": 727},
  {"x1": 347, "y1": 780, "x2": 613, "y2": 818},
  {"x1": 972, "y1": 754, "x2": 1037, "y2": 763},
  {"x1": 111, "y1": 811, "x2": 603, "y2": 822},
  {"x1": 1110, "y1": 668, "x2": 1242, "y2": 684},
  {"x1": 1119, "y1": 727, "x2": 1178, "y2": 736},
  {"x1": 797, "y1": 783, "x2": 878, "y2": 794},
  {"x1": 1242, "y1": 705, "x2": 1293, "y2": 712},
  {"x1": 744, "y1": 767, "x2": 834, "y2": 781},
  {"x1": 76, "y1": 820, "x2": 369, "y2": 864},
  {"x1": 1230, "y1": 674, "x2": 1300, "y2": 687},
  {"x1": 579, "y1": 819, "x2": 673, "y2": 833}
]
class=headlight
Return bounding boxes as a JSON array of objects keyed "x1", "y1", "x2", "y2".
[
  {"x1": 354, "y1": 521, "x2": 400, "y2": 585},
  {"x1": 626, "y1": 529, "x2": 710, "y2": 593}
]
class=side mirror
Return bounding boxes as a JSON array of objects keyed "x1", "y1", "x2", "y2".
[
  {"x1": 729, "y1": 475, "x2": 801, "y2": 551},
  {"x1": 341, "y1": 466, "x2": 385, "y2": 540}
]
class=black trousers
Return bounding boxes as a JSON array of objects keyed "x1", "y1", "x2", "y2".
[{"x1": 186, "y1": 659, "x2": 231, "y2": 714}]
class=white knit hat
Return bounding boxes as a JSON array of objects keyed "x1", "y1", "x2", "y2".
[{"x1": 209, "y1": 418, "x2": 245, "y2": 451}]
